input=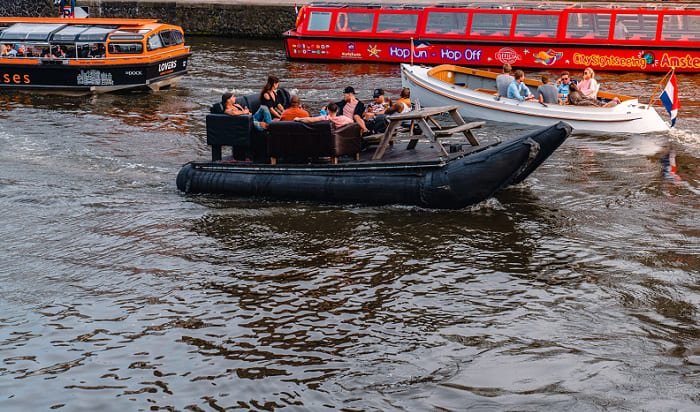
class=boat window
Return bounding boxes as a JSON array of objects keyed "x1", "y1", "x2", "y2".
[
  {"x1": 661, "y1": 14, "x2": 700, "y2": 41},
  {"x1": 425, "y1": 11, "x2": 468, "y2": 34},
  {"x1": 376, "y1": 13, "x2": 419, "y2": 34},
  {"x1": 335, "y1": 12, "x2": 374, "y2": 33},
  {"x1": 147, "y1": 33, "x2": 163, "y2": 50},
  {"x1": 51, "y1": 25, "x2": 91, "y2": 42},
  {"x1": 76, "y1": 26, "x2": 115, "y2": 42},
  {"x1": 307, "y1": 11, "x2": 332, "y2": 31},
  {"x1": 565, "y1": 13, "x2": 611, "y2": 39},
  {"x1": 108, "y1": 42, "x2": 143, "y2": 54},
  {"x1": 514, "y1": 14, "x2": 558, "y2": 38},
  {"x1": 613, "y1": 14, "x2": 658, "y2": 40},
  {"x1": 110, "y1": 34, "x2": 144, "y2": 41},
  {"x1": 470, "y1": 13, "x2": 512, "y2": 36},
  {"x1": 170, "y1": 30, "x2": 184, "y2": 45},
  {"x1": 0, "y1": 23, "x2": 66, "y2": 42},
  {"x1": 159, "y1": 30, "x2": 174, "y2": 46}
]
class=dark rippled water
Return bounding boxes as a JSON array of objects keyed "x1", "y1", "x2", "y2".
[{"x1": 1, "y1": 37, "x2": 699, "y2": 411}]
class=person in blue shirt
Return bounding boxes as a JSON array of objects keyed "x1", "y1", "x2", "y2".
[
  {"x1": 506, "y1": 70, "x2": 535, "y2": 102},
  {"x1": 556, "y1": 71, "x2": 576, "y2": 102}
]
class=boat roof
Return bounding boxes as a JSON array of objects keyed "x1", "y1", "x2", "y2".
[
  {"x1": 306, "y1": 1, "x2": 700, "y2": 11},
  {"x1": 0, "y1": 18, "x2": 180, "y2": 43}
]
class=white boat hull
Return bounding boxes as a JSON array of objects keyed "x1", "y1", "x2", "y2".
[{"x1": 401, "y1": 64, "x2": 669, "y2": 134}]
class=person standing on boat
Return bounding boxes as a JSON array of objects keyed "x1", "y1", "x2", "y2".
[
  {"x1": 336, "y1": 86, "x2": 369, "y2": 133},
  {"x1": 222, "y1": 92, "x2": 271, "y2": 131},
  {"x1": 536, "y1": 74, "x2": 559, "y2": 104},
  {"x1": 578, "y1": 68, "x2": 599, "y2": 99},
  {"x1": 496, "y1": 64, "x2": 514, "y2": 98},
  {"x1": 507, "y1": 70, "x2": 535, "y2": 102},
  {"x1": 260, "y1": 75, "x2": 285, "y2": 120},
  {"x1": 279, "y1": 95, "x2": 309, "y2": 121}
]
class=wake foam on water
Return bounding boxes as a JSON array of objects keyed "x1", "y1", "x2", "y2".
[{"x1": 669, "y1": 128, "x2": 700, "y2": 156}]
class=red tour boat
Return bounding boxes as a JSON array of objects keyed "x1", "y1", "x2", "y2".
[{"x1": 284, "y1": 2, "x2": 700, "y2": 72}]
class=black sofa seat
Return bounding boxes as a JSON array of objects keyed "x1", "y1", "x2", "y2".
[{"x1": 267, "y1": 121, "x2": 362, "y2": 165}]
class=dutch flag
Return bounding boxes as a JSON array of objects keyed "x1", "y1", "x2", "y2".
[{"x1": 659, "y1": 71, "x2": 680, "y2": 127}]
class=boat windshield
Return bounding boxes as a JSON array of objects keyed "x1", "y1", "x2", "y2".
[{"x1": 0, "y1": 23, "x2": 66, "y2": 42}]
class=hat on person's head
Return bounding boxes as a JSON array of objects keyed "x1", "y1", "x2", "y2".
[
  {"x1": 373, "y1": 88, "x2": 384, "y2": 98},
  {"x1": 343, "y1": 86, "x2": 355, "y2": 94},
  {"x1": 221, "y1": 92, "x2": 233, "y2": 105}
]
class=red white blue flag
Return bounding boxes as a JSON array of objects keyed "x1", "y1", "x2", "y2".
[{"x1": 659, "y1": 71, "x2": 680, "y2": 127}]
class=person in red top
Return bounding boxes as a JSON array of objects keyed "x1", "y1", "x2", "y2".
[{"x1": 279, "y1": 95, "x2": 310, "y2": 121}]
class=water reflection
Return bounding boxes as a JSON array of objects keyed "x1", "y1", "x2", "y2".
[{"x1": 1, "y1": 37, "x2": 699, "y2": 411}]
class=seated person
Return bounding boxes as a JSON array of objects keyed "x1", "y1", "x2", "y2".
[
  {"x1": 496, "y1": 63, "x2": 514, "y2": 97},
  {"x1": 363, "y1": 88, "x2": 391, "y2": 133},
  {"x1": 7, "y1": 44, "x2": 20, "y2": 57},
  {"x1": 279, "y1": 95, "x2": 309, "y2": 121},
  {"x1": 363, "y1": 88, "x2": 390, "y2": 120},
  {"x1": 578, "y1": 68, "x2": 598, "y2": 99},
  {"x1": 384, "y1": 87, "x2": 412, "y2": 115},
  {"x1": 507, "y1": 70, "x2": 535, "y2": 102},
  {"x1": 536, "y1": 74, "x2": 559, "y2": 104},
  {"x1": 336, "y1": 86, "x2": 368, "y2": 133},
  {"x1": 89, "y1": 43, "x2": 105, "y2": 58},
  {"x1": 295, "y1": 102, "x2": 353, "y2": 128},
  {"x1": 222, "y1": 92, "x2": 271, "y2": 131},
  {"x1": 556, "y1": 71, "x2": 575, "y2": 102},
  {"x1": 567, "y1": 83, "x2": 619, "y2": 107},
  {"x1": 260, "y1": 75, "x2": 285, "y2": 119}
]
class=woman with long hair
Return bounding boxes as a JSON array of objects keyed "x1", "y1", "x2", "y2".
[{"x1": 260, "y1": 75, "x2": 285, "y2": 119}]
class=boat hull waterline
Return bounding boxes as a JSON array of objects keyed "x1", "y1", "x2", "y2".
[
  {"x1": 401, "y1": 64, "x2": 669, "y2": 134},
  {"x1": 177, "y1": 122, "x2": 572, "y2": 209}
]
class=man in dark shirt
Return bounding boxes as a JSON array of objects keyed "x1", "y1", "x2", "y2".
[{"x1": 336, "y1": 86, "x2": 368, "y2": 133}]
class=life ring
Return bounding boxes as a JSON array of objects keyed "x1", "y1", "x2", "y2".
[{"x1": 336, "y1": 12, "x2": 348, "y2": 32}]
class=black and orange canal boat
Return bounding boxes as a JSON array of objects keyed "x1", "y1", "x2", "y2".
[{"x1": 0, "y1": 17, "x2": 191, "y2": 93}]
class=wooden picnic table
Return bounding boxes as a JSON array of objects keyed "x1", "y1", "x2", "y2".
[{"x1": 371, "y1": 105, "x2": 484, "y2": 160}]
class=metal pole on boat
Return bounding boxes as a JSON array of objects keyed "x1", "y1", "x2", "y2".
[
  {"x1": 410, "y1": 37, "x2": 414, "y2": 66},
  {"x1": 647, "y1": 67, "x2": 674, "y2": 108}
]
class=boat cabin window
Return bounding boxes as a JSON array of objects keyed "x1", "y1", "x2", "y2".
[
  {"x1": 661, "y1": 14, "x2": 700, "y2": 40},
  {"x1": 470, "y1": 12, "x2": 513, "y2": 36},
  {"x1": 108, "y1": 42, "x2": 143, "y2": 54},
  {"x1": 565, "y1": 12, "x2": 611, "y2": 39},
  {"x1": 335, "y1": 12, "x2": 374, "y2": 33},
  {"x1": 147, "y1": 33, "x2": 163, "y2": 50},
  {"x1": 514, "y1": 14, "x2": 558, "y2": 38},
  {"x1": 0, "y1": 23, "x2": 66, "y2": 42},
  {"x1": 425, "y1": 11, "x2": 468, "y2": 34},
  {"x1": 307, "y1": 11, "x2": 332, "y2": 32},
  {"x1": 158, "y1": 29, "x2": 183, "y2": 46},
  {"x1": 168, "y1": 30, "x2": 184, "y2": 45},
  {"x1": 376, "y1": 13, "x2": 419, "y2": 34},
  {"x1": 613, "y1": 14, "x2": 658, "y2": 40}
]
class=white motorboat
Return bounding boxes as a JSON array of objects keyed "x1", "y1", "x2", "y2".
[{"x1": 401, "y1": 64, "x2": 670, "y2": 134}]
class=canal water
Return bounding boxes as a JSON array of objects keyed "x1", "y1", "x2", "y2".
[{"x1": 1, "y1": 37, "x2": 698, "y2": 411}]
